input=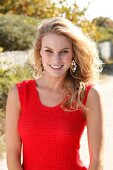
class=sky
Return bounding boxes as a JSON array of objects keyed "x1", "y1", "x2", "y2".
[
  {"x1": 68, "y1": 0, "x2": 113, "y2": 20},
  {"x1": 52, "y1": 0, "x2": 113, "y2": 20}
]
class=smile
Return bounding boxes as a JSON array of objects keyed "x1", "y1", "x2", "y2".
[{"x1": 49, "y1": 64, "x2": 64, "y2": 71}]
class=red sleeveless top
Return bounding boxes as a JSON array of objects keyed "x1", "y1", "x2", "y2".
[{"x1": 16, "y1": 79, "x2": 92, "y2": 170}]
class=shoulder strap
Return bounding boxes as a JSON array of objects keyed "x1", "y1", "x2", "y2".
[
  {"x1": 82, "y1": 84, "x2": 94, "y2": 105},
  {"x1": 15, "y1": 80, "x2": 27, "y2": 107},
  {"x1": 15, "y1": 79, "x2": 33, "y2": 107}
]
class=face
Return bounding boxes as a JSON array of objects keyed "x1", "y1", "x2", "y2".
[{"x1": 40, "y1": 33, "x2": 73, "y2": 77}]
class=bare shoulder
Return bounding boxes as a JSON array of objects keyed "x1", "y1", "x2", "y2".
[
  {"x1": 87, "y1": 85, "x2": 102, "y2": 103},
  {"x1": 8, "y1": 85, "x2": 19, "y2": 101},
  {"x1": 85, "y1": 84, "x2": 103, "y2": 113},
  {"x1": 8, "y1": 85, "x2": 18, "y2": 95},
  {"x1": 6, "y1": 85, "x2": 22, "y2": 156}
]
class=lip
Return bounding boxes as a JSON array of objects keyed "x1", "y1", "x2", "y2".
[{"x1": 49, "y1": 64, "x2": 64, "y2": 71}]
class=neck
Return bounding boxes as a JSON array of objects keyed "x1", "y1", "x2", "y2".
[{"x1": 40, "y1": 72, "x2": 67, "y2": 91}]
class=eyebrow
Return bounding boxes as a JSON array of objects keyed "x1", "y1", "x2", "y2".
[{"x1": 44, "y1": 46, "x2": 71, "y2": 50}]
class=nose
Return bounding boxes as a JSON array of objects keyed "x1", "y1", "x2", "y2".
[{"x1": 52, "y1": 53, "x2": 61, "y2": 63}]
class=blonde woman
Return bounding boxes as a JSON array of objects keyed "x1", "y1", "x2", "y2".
[{"x1": 6, "y1": 17, "x2": 104, "y2": 170}]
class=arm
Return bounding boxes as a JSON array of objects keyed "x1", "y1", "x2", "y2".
[
  {"x1": 85, "y1": 86, "x2": 104, "y2": 170},
  {"x1": 5, "y1": 85, "x2": 23, "y2": 170}
]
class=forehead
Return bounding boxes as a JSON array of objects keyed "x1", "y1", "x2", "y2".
[{"x1": 41, "y1": 33, "x2": 72, "y2": 49}]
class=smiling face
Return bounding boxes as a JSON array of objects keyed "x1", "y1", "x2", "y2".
[{"x1": 40, "y1": 33, "x2": 73, "y2": 78}]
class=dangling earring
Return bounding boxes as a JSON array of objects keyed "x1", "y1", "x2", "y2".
[
  {"x1": 40, "y1": 57, "x2": 44, "y2": 71},
  {"x1": 41, "y1": 63, "x2": 44, "y2": 71},
  {"x1": 70, "y1": 60, "x2": 77, "y2": 73}
]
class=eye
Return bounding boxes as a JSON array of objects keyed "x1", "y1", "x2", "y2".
[
  {"x1": 45, "y1": 49, "x2": 53, "y2": 53},
  {"x1": 62, "y1": 50, "x2": 68, "y2": 53},
  {"x1": 60, "y1": 50, "x2": 69, "y2": 55}
]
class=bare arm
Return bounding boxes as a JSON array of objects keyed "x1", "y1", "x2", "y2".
[
  {"x1": 5, "y1": 85, "x2": 23, "y2": 170},
  {"x1": 85, "y1": 86, "x2": 104, "y2": 170}
]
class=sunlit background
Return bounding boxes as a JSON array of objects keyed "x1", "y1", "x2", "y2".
[
  {"x1": 0, "y1": 0, "x2": 113, "y2": 169},
  {"x1": 72, "y1": 0, "x2": 113, "y2": 19}
]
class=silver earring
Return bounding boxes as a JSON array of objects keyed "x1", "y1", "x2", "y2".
[{"x1": 71, "y1": 60, "x2": 77, "y2": 73}]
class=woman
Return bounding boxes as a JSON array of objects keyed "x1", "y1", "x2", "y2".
[{"x1": 6, "y1": 17, "x2": 104, "y2": 170}]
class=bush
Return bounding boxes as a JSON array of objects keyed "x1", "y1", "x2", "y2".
[
  {"x1": 0, "y1": 14, "x2": 39, "y2": 51},
  {"x1": 97, "y1": 27, "x2": 113, "y2": 42},
  {"x1": 0, "y1": 60, "x2": 33, "y2": 156},
  {"x1": 0, "y1": 61, "x2": 33, "y2": 111}
]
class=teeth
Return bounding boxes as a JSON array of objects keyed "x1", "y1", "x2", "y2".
[{"x1": 50, "y1": 65, "x2": 63, "y2": 68}]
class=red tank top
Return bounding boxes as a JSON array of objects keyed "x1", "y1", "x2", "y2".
[{"x1": 16, "y1": 79, "x2": 92, "y2": 170}]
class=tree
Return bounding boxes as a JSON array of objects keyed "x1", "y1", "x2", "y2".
[
  {"x1": 93, "y1": 17, "x2": 113, "y2": 42},
  {"x1": 0, "y1": 0, "x2": 56, "y2": 18},
  {"x1": 0, "y1": 0, "x2": 87, "y2": 20},
  {"x1": 0, "y1": 0, "x2": 100, "y2": 40},
  {"x1": 93, "y1": 17, "x2": 113, "y2": 29}
]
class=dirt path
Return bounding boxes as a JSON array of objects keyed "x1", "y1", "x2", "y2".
[
  {"x1": 99, "y1": 75, "x2": 113, "y2": 170},
  {"x1": 80, "y1": 74, "x2": 113, "y2": 169},
  {"x1": 0, "y1": 75, "x2": 113, "y2": 170}
]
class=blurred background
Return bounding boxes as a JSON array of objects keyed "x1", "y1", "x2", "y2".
[{"x1": 0, "y1": 0, "x2": 113, "y2": 169}]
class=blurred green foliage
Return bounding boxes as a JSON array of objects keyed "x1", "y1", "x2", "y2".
[
  {"x1": 0, "y1": 0, "x2": 100, "y2": 41},
  {"x1": 96, "y1": 27, "x2": 113, "y2": 42},
  {"x1": 0, "y1": 0, "x2": 86, "y2": 20},
  {"x1": 93, "y1": 17, "x2": 113, "y2": 42},
  {"x1": 0, "y1": 59, "x2": 33, "y2": 155},
  {"x1": 0, "y1": 61, "x2": 33, "y2": 111},
  {"x1": 0, "y1": 14, "x2": 38, "y2": 51}
]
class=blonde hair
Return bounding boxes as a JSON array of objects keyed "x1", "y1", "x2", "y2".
[{"x1": 32, "y1": 17, "x2": 102, "y2": 111}]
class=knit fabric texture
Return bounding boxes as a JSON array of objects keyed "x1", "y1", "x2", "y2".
[{"x1": 16, "y1": 79, "x2": 92, "y2": 170}]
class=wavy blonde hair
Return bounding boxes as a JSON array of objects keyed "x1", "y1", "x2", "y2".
[{"x1": 31, "y1": 17, "x2": 102, "y2": 112}]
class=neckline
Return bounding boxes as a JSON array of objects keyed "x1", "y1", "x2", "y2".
[{"x1": 32, "y1": 79, "x2": 63, "y2": 110}]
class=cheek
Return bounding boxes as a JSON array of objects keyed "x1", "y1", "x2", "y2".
[
  {"x1": 40, "y1": 51, "x2": 49, "y2": 63},
  {"x1": 41, "y1": 57, "x2": 48, "y2": 67},
  {"x1": 63, "y1": 54, "x2": 72, "y2": 64}
]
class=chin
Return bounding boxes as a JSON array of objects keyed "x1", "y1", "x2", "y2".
[
  {"x1": 44, "y1": 67, "x2": 69, "y2": 77},
  {"x1": 48, "y1": 71, "x2": 67, "y2": 78}
]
